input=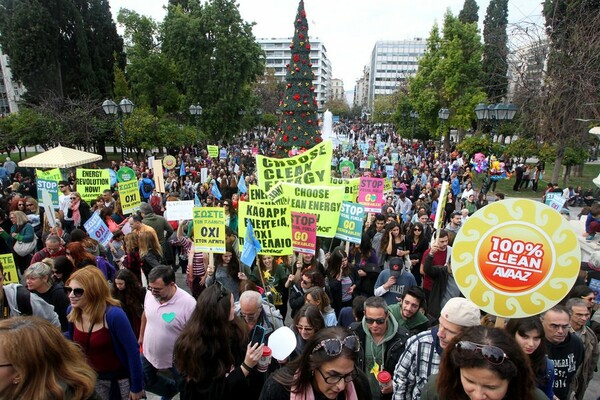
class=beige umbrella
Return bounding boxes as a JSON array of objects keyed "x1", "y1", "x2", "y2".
[{"x1": 18, "y1": 145, "x2": 102, "y2": 168}]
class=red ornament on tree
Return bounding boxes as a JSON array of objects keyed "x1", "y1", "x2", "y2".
[
  {"x1": 306, "y1": 44, "x2": 311, "y2": 50},
  {"x1": 293, "y1": 54, "x2": 300, "y2": 62},
  {"x1": 293, "y1": 94, "x2": 301, "y2": 101},
  {"x1": 283, "y1": 135, "x2": 289, "y2": 142}
]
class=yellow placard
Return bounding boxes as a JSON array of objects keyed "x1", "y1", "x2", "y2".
[
  {"x1": 248, "y1": 185, "x2": 273, "y2": 204},
  {"x1": 162, "y1": 156, "x2": 177, "y2": 170},
  {"x1": 36, "y1": 168, "x2": 62, "y2": 182},
  {"x1": 193, "y1": 207, "x2": 226, "y2": 252},
  {"x1": 256, "y1": 141, "x2": 332, "y2": 192},
  {"x1": 451, "y1": 198, "x2": 580, "y2": 318},
  {"x1": 384, "y1": 179, "x2": 393, "y2": 196},
  {"x1": 268, "y1": 182, "x2": 345, "y2": 238},
  {"x1": 331, "y1": 177, "x2": 360, "y2": 203},
  {"x1": 207, "y1": 145, "x2": 219, "y2": 158},
  {"x1": 238, "y1": 202, "x2": 293, "y2": 256},
  {"x1": 0, "y1": 254, "x2": 19, "y2": 284},
  {"x1": 75, "y1": 169, "x2": 110, "y2": 203},
  {"x1": 118, "y1": 179, "x2": 141, "y2": 215}
]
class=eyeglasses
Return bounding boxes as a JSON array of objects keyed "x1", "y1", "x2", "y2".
[
  {"x1": 316, "y1": 367, "x2": 357, "y2": 384},
  {"x1": 25, "y1": 203, "x2": 34, "y2": 207},
  {"x1": 413, "y1": 228, "x2": 422, "y2": 232},
  {"x1": 548, "y1": 323, "x2": 570, "y2": 331},
  {"x1": 312, "y1": 335, "x2": 361, "y2": 356},
  {"x1": 17, "y1": 203, "x2": 24, "y2": 206},
  {"x1": 0, "y1": 364, "x2": 13, "y2": 368},
  {"x1": 301, "y1": 279, "x2": 312, "y2": 286},
  {"x1": 365, "y1": 317, "x2": 386, "y2": 325},
  {"x1": 455, "y1": 341, "x2": 509, "y2": 365},
  {"x1": 147, "y1": 285, "x2": 166, "y2": 293},
  {"x1": 239, "y1": 309, "x2": 261, "y2": 322},
  {"x1": 296, "y1": 325, "x2": 314, "y2": 332},
  {"x1": 64, "y1": 286, "x2": 85, "y2": 297},
  {"x1": 58, "y1": 185, "x2": 65, "y2": 188}
]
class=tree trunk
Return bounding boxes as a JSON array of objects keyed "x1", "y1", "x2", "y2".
[
  {"x1": 551, "y1": 147, "x2": 565, "y2": 184},
  {"x1": 562, "y1": 165, "x2": 571, "y2": 187}
]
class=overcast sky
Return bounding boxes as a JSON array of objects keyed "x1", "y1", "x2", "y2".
[{"x1": 109, "y1": 0, "x2": 544, "y2": 91}]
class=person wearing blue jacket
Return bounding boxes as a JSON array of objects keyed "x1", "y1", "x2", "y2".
[{"x1": 64, "y1": 266, "x2": 145, "y2": 400}]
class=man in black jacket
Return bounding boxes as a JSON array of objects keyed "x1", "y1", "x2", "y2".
[{"x1": 352, "y1": 296, "x2": 409, "y2": 400}]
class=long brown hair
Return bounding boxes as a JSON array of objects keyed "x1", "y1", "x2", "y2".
[
  {"x1": 66, "y1": 266, "x2": 120, "y2": 325},
  {"x1": 0, "y1": 316, "x2": 96, "y2": 400},
  {"x1": 138, "y1": 230, "x2": 162, "y2": 259}
]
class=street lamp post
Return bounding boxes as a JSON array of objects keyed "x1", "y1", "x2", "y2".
[
  {"x1": 438, "y1": 108, "x2": 450, "y2": 150},
  {"x1": 410, "y1": 110, "x2": 419, "y2": 139},
  {"x1": 189, "y1": 103, "x2": 203, "y2": 145},
  {"x1": 102, "y1": 98, "x2": 134, "y2": 162},
  {"x1": 474, "y1": 102, "x2": 518, "y2": 193}
]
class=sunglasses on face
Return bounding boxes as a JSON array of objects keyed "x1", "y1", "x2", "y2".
[
  {"x1": 296, "y1": 325, "x2": 314, "y2": 332},
  {"x1": 64, "y1": 286, "x2": 84, "y2": 297},
  {"x1": 365, "y1": 317, "x2": 386, "y2": 325},
  {"x1": 312, "y1": 335, "x2": 361, "y2": 356},
  {"x1": 17, "y1": 203, "x2": 24, "y2": 206},
  {"x1": 455, "y1": 341, "x2": 509, "y2": 365}
]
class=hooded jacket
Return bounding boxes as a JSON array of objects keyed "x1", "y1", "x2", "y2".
[{"x1": 1, "y1": 284, "x2": 60, "y2": 327}]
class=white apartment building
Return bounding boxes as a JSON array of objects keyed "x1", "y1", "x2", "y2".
[
  {"x1": 0, "y1": 47, "x2": 25, "y2": 116},
  {"x1": 507, "y1": 38, "x2": 549, "y2": 102},
  {"x1": 354, "y1": 65, "x2": 370, "y2": 110},
  {"x1": 257, "y1": 37, "x2": 332, "y2": 110},
  {"x1": 330, "y1": 78, "x2": 344, "y2": 101},
  {"x1": 367, "y1": 39, "x2": 426, "y2": 111}
]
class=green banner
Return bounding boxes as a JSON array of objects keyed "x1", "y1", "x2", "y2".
[
  {"x1": 267, "y1": 182, "x2": 345, "y2": 238},
  {"x1": 36, "y1": 168, "x2": 62, "y2": 182},
  {"x1": 207, "y1": 145, "x2": 219, "y2": 158},
  {"x1": 238, "y1": 202, "x2": 293, "y2": 256},
  {"x1": 76, "y1": 169, "x2": 110, "y2": 203},
  {"x1": 193, "y1": 207, "x2": 226, "y2": 252},
  {"x1": 331, "y1": 177, "x2": 360, "y2": 203},
  {"x1": 256, "y1": 141, "x2": 332, "y2": 192}
]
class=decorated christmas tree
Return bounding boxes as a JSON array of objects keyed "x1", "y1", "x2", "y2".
[{"x1": 274, "y1": 0, "x2": 322, "y2": 158}]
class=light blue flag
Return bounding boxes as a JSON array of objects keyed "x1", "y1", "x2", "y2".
[
  {"x1": 179, "y1": 161, "x2": 186, "y2": 176},
  {"x1": 194, "y1": 193, "x2": 202, "y2": 207},
  {"x1": 238, "y1": 174, "x2": 247, "y2": 194},
  {"x1": 241, "y1": 219, "x2": 261, "y2": 266},
  {"x1": 211, "y1": 179, "x2": 222, "y2": 200}
]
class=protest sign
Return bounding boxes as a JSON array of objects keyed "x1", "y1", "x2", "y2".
[
  {"x1": 219, "y1": 148, "x2": 227, "y2": 159},
  {"x1": 83, "y1": 212, "x2": 112, "y2": 247},
  {"x1": 117, "y1": 166, "x2": 136, "y2": 183},
  {"x1": 152, "y1": 160, "x2": 165, "y2": 193},
  {"x1": 267, "y1": 182, "x2": 344, "y2": 237},
  {"x1": 248, "y1": 185, "x2": 272, "y2": 203},
  {"x1": 37, "y1": 178, "x2": 59, "y2": 209},
  {"x1": 42, "y1": 189, "x2": 57, "y2": 228},
  {"x1": 391, "y1": 153, "x2": 399, "y2": 164},
  {"x1": 208, "y1": 145, "x2": 219, "y2": 158},
  {"x1": 291, "y1": 212, "x2": 317, "y2": 254},
  {"x1": 331, "y1": 177, "x2": 360, "y2": 203},
  {"x1": 119, "y1": 179, "x2": 141, "y2": 215},
  {"x1": 193, "y1": 207, "x2": 226, "y2": 252},
  {"x1": 0, "y1": 254, "x2": 19, "y2": 284},
  {"x1": 238, "y1": 202, "x2": 293, "y2": 256},
  {"x1": 384, "y1": 178, "x2": 393, "y2": 197},
  {"x1": 163, "y1": 156, "x2": 177, "y2": 170},
  {"x1": 357, "y1": 177, "x2": 384, "y2": 213},
  {"x1": 165, "y1": 200, "x2": 194, "y2": 221},
  {"x1": 385, "y1": 165, "x2": 394, "y2": 178},
  {"x1": 256, "y1": 141, "x2": 332, "y2": 192},
  {"x1": 200, "y1": 167, "x2": 208, "y2": 184},
  {"x1": 76, "y1": 169, "x2": 110, "y2": 203},
  {"x1": 36, "y1": 168, "x2": 62, "y2": 182},
  {"x1": 335, "y1": 202, "x2": 365, "y2": 244},
  {"x1": 451, "y1": 199, "x2": 580, "y2": 318},
  {"x1": 590, "y1": 278, "x2": 600, "y2": 303}
]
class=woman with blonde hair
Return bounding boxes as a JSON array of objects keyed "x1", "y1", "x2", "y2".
[
  {"x1": 0, "y1": 316, "x2": 98, "y2": 400},
  {"x1": 138, "y1": 230, "x2": 163, "y2": 280},
  {"x1": 65, "y1": 266, "x2": 144, "y2": 400},
  {"x1": 305, "y1": 286, "x2": 337, "y2": 327},
  {"x1": 123, "y1": 232, "x2": 143, "y2": 282},
  {"x1": 2, "y1": 210, "x2": 36, "y2": 274}
]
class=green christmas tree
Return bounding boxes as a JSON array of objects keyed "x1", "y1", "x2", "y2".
[{"x1": 274, "y1": 0, "x2": 322, "y2": 158}]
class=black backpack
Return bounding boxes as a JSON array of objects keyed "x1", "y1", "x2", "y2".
[
  {"x1": 143, "y1": 181, "x2": 153, "y2": 194},
  {"x1": 16, "y1": 285, "x2": 33, "y2": 316}
]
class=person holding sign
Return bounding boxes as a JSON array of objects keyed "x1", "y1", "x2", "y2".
[{"x1": 206, "y1": 247, "x2": 251, "y2": 302}]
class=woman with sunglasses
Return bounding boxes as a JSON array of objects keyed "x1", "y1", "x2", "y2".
[
  {"x1": 420, "y1": 325, "x2": 547, "y2": 400},
  {"x1": 67, "y1": 192, "x2": 92, "y2": 229},
  {"x1": 505, "y1": 317, "x2": 555, "y2": 399},
  {"x1": 0, "y1": 316, "x2": 97, "y2": 400},
  {"x1": 259, "y1": 326, "x2": 371, "y2": 400},
  {"x1": 64, "y1": 266, "x2": 145, "y2": 400},
  {"x1": 406, "y1": 221, "x2": 429, "y2": 287},
  {"x1": 174, "y1": 283, "x2": 264, "y2": 399},
  {"x1": 292, "y1": 304, "x2": 326, "y2": 360}
]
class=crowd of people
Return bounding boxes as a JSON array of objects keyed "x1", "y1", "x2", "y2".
[{"x1": 0, "y1": 128, "x2": 599, "y2": 400}]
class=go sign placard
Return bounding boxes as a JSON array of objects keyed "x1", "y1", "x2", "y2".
[
  {"x1": 291, "y1": 212, "x2": 317, "y2": 255},
  {"x1": 193, "y1": 207, "x2": 226, "y2": 253},
  {"x1": 335, "y1": 202, "x2": 365, "y2": 244},
  {"x1": 357, "y1": 177, "x2": 384, "y2": 213}
]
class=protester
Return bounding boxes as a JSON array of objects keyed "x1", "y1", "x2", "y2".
[
  {"x1": 24, "y1": 260, "x2": 70, "y2": 331},
  {"x1": 305, "y1": 286, "x2": 338, "y2": 327},
  {"x1": 111, "y1": 268, "x2": 145, "y2": 338},
  {"x1": 2, "y1": 210, "x2": 36, "y2": 274},
  {"x1": 206, "y1": 247, "x2": 251, "y2": 302},
  {"x1": 326, "y1": 246, "x2": 359, "y2": 316},
  {"x1": 291, "y1": 304, "x2": 326, "y2": 360},
  {"x1": 0, "y1": 316, "x2": 97, "y2": 400}
]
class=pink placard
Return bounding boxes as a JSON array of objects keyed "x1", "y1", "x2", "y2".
[
  {"x1": 358, "y1": 177, "x2": 385, "y2": 213},
  {"x1": 291, "y1": 212, "x2": 317, "y2": 255}
]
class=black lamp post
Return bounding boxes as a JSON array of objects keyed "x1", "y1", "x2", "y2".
[
  {"x1": 102, "y1": 98, "x2": 134, "y2": 162},
  {"x1": 189, "y1": 103, "x2": 203, "y2": 144},
  {"x1": 438, "y1": 108, "x2": 450, "y2": 149}
]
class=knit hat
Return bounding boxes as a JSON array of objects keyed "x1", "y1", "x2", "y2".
[{"x1": 440, "y1": 297, "x2": 481, "y2": 327}]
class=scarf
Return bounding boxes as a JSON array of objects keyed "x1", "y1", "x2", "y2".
[
  {"x1": 70, "y1": 199, "x2": 81, "y2": 226},
  {"x1": 291, "y1": 375, "x2": 358, "y2": 400}
]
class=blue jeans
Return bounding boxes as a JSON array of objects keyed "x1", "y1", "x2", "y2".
[{"x1": 141, "y1": 355, "x2": 181, "y2": 400}]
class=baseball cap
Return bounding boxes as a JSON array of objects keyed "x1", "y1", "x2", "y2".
[{"x1": 440, "y1": 297, "x2": 481, "y2": 327}]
